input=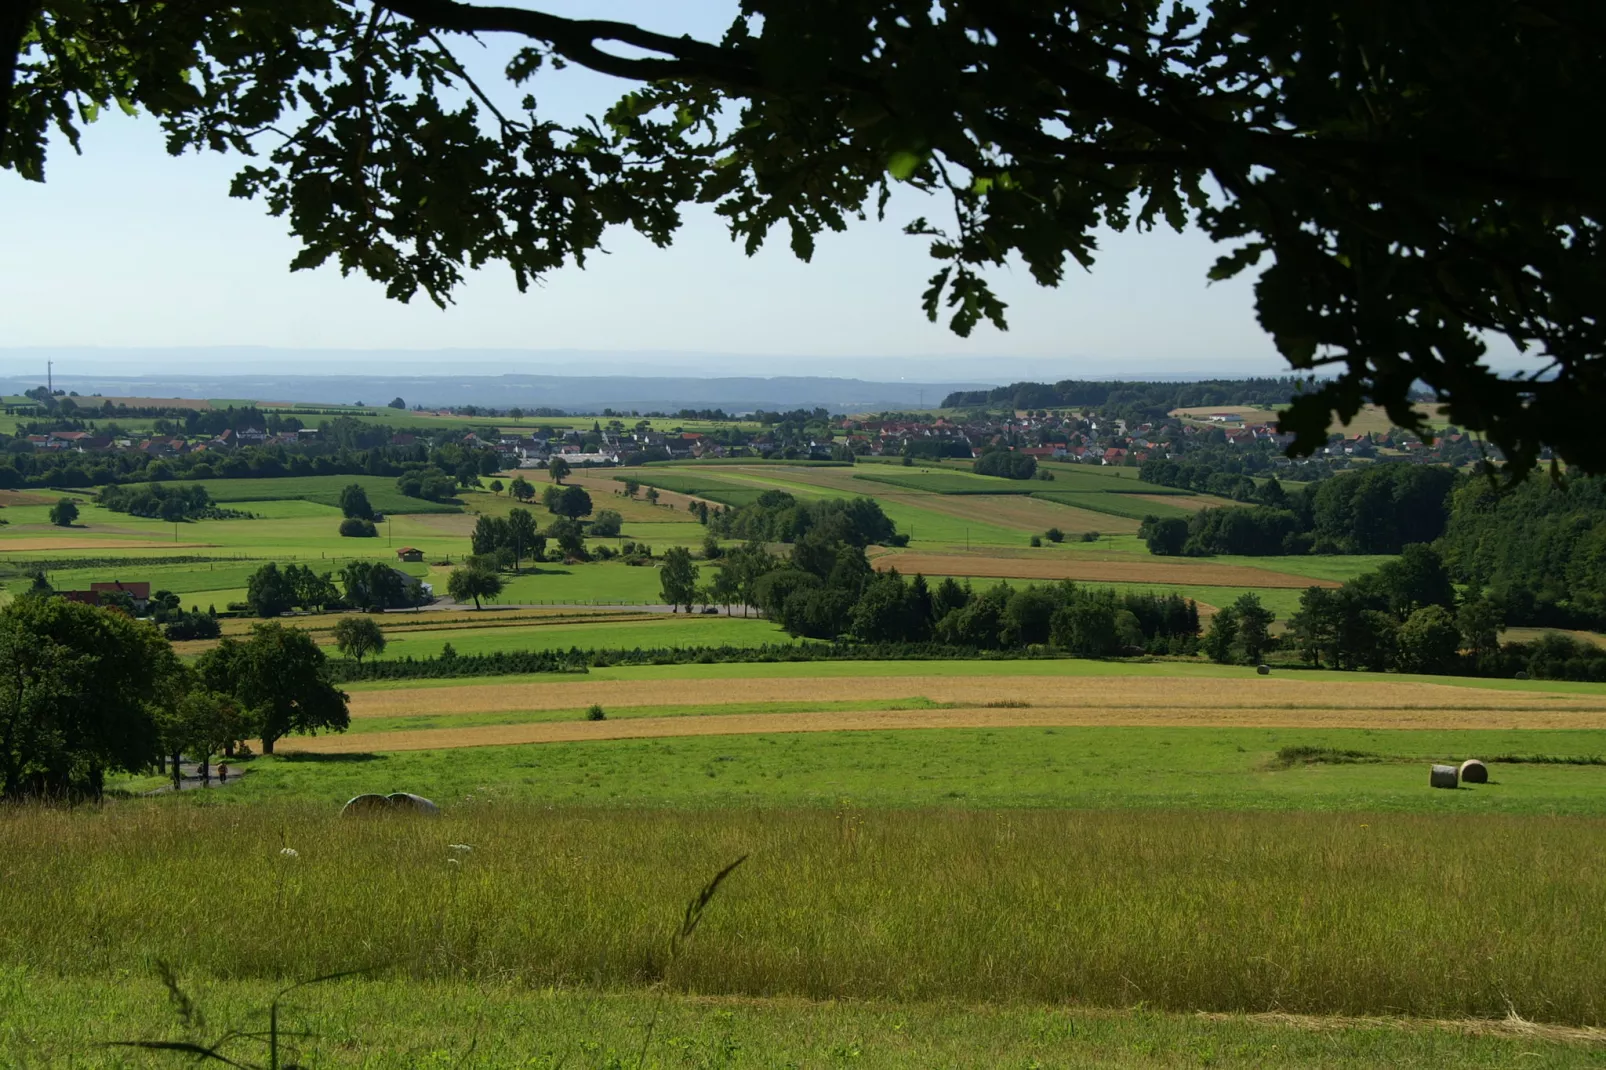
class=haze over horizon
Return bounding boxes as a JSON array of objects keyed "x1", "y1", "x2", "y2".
[{"x1": 0, "y1": 0, "x2": 1299, "y2": 385}]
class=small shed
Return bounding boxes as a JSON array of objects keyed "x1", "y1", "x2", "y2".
[{"x1": 395, "y1": 547, "x2": 424, "y2": 562}]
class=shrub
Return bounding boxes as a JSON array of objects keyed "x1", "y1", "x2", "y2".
[
  {"x1": 163, "y1": 611, "x2": 221, "y2": 641},
  {"x1": 973, "y1": 450, "x2": 1037, "y2": 479},
  {"x1": 339, "y1": 517, "x2": 378, "y2": 537},
  {"x1": 586, "y1": 703, "x2": 606, "y2": 721},
  {"x1": 1044, "y1": 527, "x2": 1065, "y2": 543},
  {"x1": 1030, "y1": 535, "x2": 1043, "y2": 547}
]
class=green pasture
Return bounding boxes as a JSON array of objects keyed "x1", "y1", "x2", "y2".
[
  {"x1": 219, "y1": 725, "x2": 1606, "y2": 815},
  {"x1": 1031, "y1": 489, "x2": 1189, "y2": 519},
  {"x1": 851, "y1": 470, "x2": 1038, "y2": 494},
  {"x1": 1211, "y1": 552, "x2": 1398, "y2": 584},
  {"x1": 360, "y1": 614, "x2": 789, "y2": 659},
  {"x1": 190, "y1": 474, "x2": 462, "y2": 514},
  {"x1": 9, "y1": 804, "x2": 1606, "y2": 1026},
  {"x1": 9, "y1": 973, "x2": 1598, "y2": 1069},
  {"x1": 0, "y1": 500, "x2": 471, "y2": 559},
  {"x1": 612, "y1": 470, "x2": 769, "y2": 507}
]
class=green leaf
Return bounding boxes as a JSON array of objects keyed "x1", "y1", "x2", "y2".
[{"x1": 886, "y1": 151, "x2": 923, "y2": 181}]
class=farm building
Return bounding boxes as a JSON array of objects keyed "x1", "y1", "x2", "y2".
[{"x1": 395, "y1": 547, "x2": 424, "y2": 563}]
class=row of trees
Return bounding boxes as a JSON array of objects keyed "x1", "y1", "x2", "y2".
[
  {"x1": 99, "y1": 482, "x2": 246, "y2": 522},
  {"x1": 244, "y1": 560, "x2": 429, "y2": 617},
  {"x1": 1277, "y1": 544, "x2": 1538, "y2": 676},
  {"x1": 658, "y1": 529, "x2": 1202, "y2": 654},
  {"x1": 1142, "y1": 464, "x2": 1459, "y2": 556},
  {"x1": 0, "y1": 593, "x2": 349, "y2": 799},
  {"x1": 943, "y1": 379, "x2": 1305, "y2": 418}
]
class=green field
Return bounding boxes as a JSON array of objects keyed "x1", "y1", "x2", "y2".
[
  {"x1": 6, "y1": 805, "x2": 1606, "y2": 1030},
  {"x1": 191, "y1": 474, "x2": 463, "y2": 514},
  {"x1": 1031, "y1": 489, "x2": 1193, "y2": 519},
  {"x1": 18, "y1": 974, "x2": 1597, "y2": 1070},
  {"x1": 201, "y1": 724, "x2": 1606, "y2": 813},
  {"x1": 612, "y1": 470, "x2": 770, "y2": 507},
  {"x1": 852, "y1": 470, "x2": 1039, "y2": 494}
]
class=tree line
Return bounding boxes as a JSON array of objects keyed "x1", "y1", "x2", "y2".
[
  {"x1": 943, "y1": 378, "x2": 1309, "y2": 417},
  {"x1": 1140, "y1": 464, "x2": 1458, "y2": 556}
]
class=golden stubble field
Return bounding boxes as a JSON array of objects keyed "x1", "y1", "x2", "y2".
[{"x1": 276, "y1": 674, "x2": 1606, "y2": 753}]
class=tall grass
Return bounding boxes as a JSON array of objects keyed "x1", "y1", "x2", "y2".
[{"x1": 4, "y1": 805, "x2": 1605, "y2": 1024}]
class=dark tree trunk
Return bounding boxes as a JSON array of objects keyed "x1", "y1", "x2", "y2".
[{"x1": 171, "y1": 752, "x2": 182, "y2": 790}]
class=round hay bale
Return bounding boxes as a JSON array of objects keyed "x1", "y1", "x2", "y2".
[
  {"x1": 341, "y1": 793, "x2": 392, "y2": 816},
  {"x1": 1459, "y1": 758, "x2": 1489, "y2": 784},
  {"x1": 387, "y1": 792, "x2": 441, "y2": 815},
  {"x1": 1430, "y1": 764, "x2": 1459, "y2": 789},
  {"x1": 1256, "y1": 664, "x2": 1271, "y2": 676}
]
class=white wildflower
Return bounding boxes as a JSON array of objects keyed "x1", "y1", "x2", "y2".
[
  {"x1": 447, "y1": 843, "x2": 473, "y2": 853},
  {"x1": 279, "y1": 847, "x2": 300, "y2": 859},
  {"x1": 446, "y1": 857, "x2": 461, "y2": 866}
]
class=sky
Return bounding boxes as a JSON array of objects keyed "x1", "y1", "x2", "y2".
[{"x1": 0, "y1": 1, "x2": 1307, "y2": 383}]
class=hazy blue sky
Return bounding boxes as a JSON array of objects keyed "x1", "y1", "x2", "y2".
[{"x1": 0, "y1": 1, "x2": 1306, "y2": 381}]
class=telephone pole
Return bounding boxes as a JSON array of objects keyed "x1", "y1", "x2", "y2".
[{"x1": 47, "y1": 361, "x2": 52, "y2": 394}]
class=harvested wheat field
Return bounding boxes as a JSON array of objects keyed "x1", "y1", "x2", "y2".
[
  {"x1": 285, "y1": 700, "x2": 1606, "y2": 753},
  {"x1": 0, "y1": 490, "x2": 61, "y2": 506},
  {"x1": 872, "y1": 551, "x2": 1335, "y2": 588},
  {"x1": 347, "y1": 674, "x2": 1606, "y2": 720},
  {"x1": 297, "y1": 673, "x2": 1606, "y2": 753}
]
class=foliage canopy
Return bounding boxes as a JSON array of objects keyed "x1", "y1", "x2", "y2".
[{"x1": 3, "y1": 3, "x2": 1604, "y2": 474}]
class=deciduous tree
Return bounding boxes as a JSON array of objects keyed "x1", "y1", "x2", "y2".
[
  {"x1": 0, "y1": 597, "x2": 179, "y2": 799},
  {"x1": 659, "y1": 546, "x2": 699, "y2": 613},
  {"x1": 195, "y1": 623, "x2": 349, "y2": 756},
  {"x1": 332, "y1": 616, "x2": 387, "y2": 663},
  {"x1": 447, "y1": 563, "x2": 503, "y2": 609}
]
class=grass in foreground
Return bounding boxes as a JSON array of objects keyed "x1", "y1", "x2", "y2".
[
  {"x1": 3, "y1": 806, "x2": 1604, "y2": 1024},
  {"x1": 8, "y1": 972, "x2": 1603, "y2": 1068}
]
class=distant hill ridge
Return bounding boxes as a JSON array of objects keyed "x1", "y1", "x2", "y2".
[{"x1": 942, "y1": 377, "x2": 1313, "y2": 412}]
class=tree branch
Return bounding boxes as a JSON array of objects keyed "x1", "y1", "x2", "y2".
[{"x1": 376, "y1": 0, "x2": 763, "y2": 88}]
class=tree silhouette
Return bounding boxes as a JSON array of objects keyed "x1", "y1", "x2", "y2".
[{"x1": 6, "y1": 3, "x2": 1604, "y2": 473}]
